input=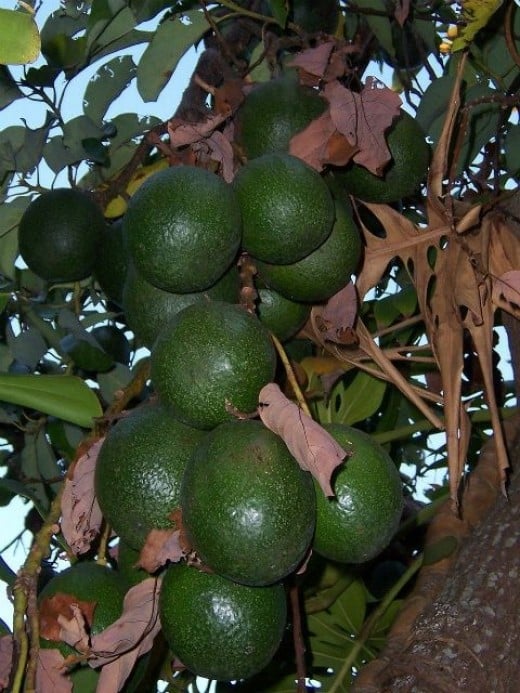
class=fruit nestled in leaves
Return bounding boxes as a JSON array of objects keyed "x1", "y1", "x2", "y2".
[
  {"x1": 159, "y1": 561, "x2": 287, "y2": 681},
  {"x1": 18, "y1": 188, "x2": 105, "y2": 283},
  {"x1": 151, "y1": 301, "x2": 276, "y2": 430},
  {"x1": 95, "y1": 403, "x2": 205, "y2": 551},
  {"x1": 124, "y1": 165, "x2": 242, "y2": 293},
  {"x1": 313, "y1": 424, "x2": 403, "y2": 564},
  {"x1": 180, "y1": 419, "x2": 316, "y2": 586}
]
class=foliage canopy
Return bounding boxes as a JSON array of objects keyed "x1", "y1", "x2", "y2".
[{"x1": 0, "y1": 0, "x2": 519, "y2": 691}]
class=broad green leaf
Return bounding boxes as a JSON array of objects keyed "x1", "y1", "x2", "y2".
[
  {"x1": 0, "y1": 65, "x2": 22, "y2": 111},
  {"x1": 7, "y1": 328, "x2": 47, "y2": 371},
  {"x1": 0, "y1": 554, "x2": 16, "y2": 586},
  {"x1": 44, "y1": 114, "x2": 105, "y2": 173},
  {"x1": 504, "y1": 124, "x2": 520, "y2": 176},
  {"x1": 0, "y1": 196, "x2": 31, "y2": 279},
  {"x1": 0, "y1": 8, "x2": 40, "y2": 65},
  {"x1": 0, "y1": 112, "x2": 53, "y2": 177},
  {"x1": 307, "y1": 578, "x2": 366, "y2": 670},
  {"x1": 40, "y1": 5, "x2": 88, "y2": 47},
  {"x1": 83, "y1": 55, "x2": 136, "y2": 124},
  {"x1": 0, "y1": 374, "x2": 102, "y2": 427},
  {"x1": 452, "y1": 0, "x2": 503, "y2": 51},
  {"x1": 137, "y1": 10, "x2": 208, "y2": 102},
  {"x1": 97, "y1": 362, "x2": 133, "y2": 404},
  {"x1": 267, "y1": 0, "x2": 289, "y2": 27},
  {"x1": 130, "y1": 0, "x2": 197, "y2": 22},
  {"x1": 87, "y1": 0, "x2": 136, "y2": 54},
  {"x1": 423, "y1": 535, "x2": 459, "y2": 566},
  {"x1": 354, "y1": 0, "x2": 395, "y2": 60},
  {"x1": 318, "y1": 372, "x2": 387, "y2": 426},
  {"x1": 0, "y1": 293, "x2": 9, "y2": 313}
]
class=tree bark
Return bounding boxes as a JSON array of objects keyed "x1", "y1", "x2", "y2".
[{"x1": 354, "y1": 414, "x2": 520, "y2": 692}]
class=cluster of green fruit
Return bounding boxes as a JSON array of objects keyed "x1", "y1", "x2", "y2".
[{"x1": 18, "y1": 72, "x2": 425, "y2": 685}]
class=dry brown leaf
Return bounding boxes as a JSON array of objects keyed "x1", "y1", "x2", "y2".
[
  {"x1": 138, "y1": 526, "x2": 187, "y2": 573},
  {"x1": 40, "y1": 593, "x2": 96, "y2": 643},
  {"x1": 213, "y1": 78, "x2": 245, "y2": 116},
  {"x1": 324, "y1": 79, "x2": 402, "y2": 174},
  {"x1": 0, "y1": 635, "x2": 13, "y2": 691},
  {"x1": 57, "y1": 604, "x2": 90, "y2": 653},
  {"x1": 257, "y1": 383, "x2": 348, "y2": 496},
  {"x1": 168, "y1": 112, "x2": 229, "y2": 148},
  {"x1": 288, "y1": 41, "x2": 336, "y2": 79},
  {"x1": 60, "y1": 437, "x2": 104, "y2": 555},
  {"x1": 36, "y1": 649, "x2": 72, "y2": 693},
  {"x1": 289, "y1": 110, "x2": 358, "y2": 170},
  {"x1": 89, "y1": 578, "x2": 162, "y2": 691},
  {"x1": 493, "y1": 270, "x2": 520, "y2": 311},
  {"x1": 314, "y1": 282, "x2": 358, "y2": 344}
]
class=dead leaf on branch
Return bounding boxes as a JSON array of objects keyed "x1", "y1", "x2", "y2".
[
  {"x1": 60, "y1": 437, "x2": 104, "y2": 555},
  {"x1": 36, "y1": 649, "x2": 72, "y2": 693},
  {"x1": 39, "y1": 593, "x2": 96, "y2": 644},
  {"x1": 312, "y1": 281, "x2": 359, "y2": 345},
  {"x1": 89, "y1": 578, "x2": 162, "y2": 692},
  {"x1": 0, "y1": 635, "x2": 13, "y2": 691},
  {"x1": 257, "y1": 383, "x2": 348, "y2": 496}
]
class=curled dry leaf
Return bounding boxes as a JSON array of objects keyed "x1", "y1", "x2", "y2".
[
  {"x1": 60, "y1": 437, "x2": 104, "y2": 555},
  {"x1": 0, "y1": 635, "x2": 13, "y2": 691},
  {"x1": 138, "y1": 526, "x2": 187, "y2": 574},
  {"x1": 36, "y1": 649, "x2": 72, "y2": 693},
  {"x1": 258, "y1": 383, "x2": 348, "y2": 496},
  {"x1": 40, "y1": 593, "x2": 96, "y2": 644},
  {"x1": 57, "y1": 604, "x2": 90, "y2": 653},
  {"x1": 314, "y1": 281, "x2": 359, "y2": 345},
  {"x1": 89, "y1": 578, "x2": 162, "y2": 692}
]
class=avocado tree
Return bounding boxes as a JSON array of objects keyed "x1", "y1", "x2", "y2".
[{"x1": 1, "y1": 0, "x2": 520, "y2": 691}]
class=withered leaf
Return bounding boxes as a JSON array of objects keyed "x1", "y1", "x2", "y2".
[
  {"x1": 324, "y1": 78, "x2": 402, "y2": 175},
  {"x1": 289, "y1": 110, "x2": 358, "y2": 171},
  {"x1": 60, "y1": 437, "x2": 104, "y2": 555},
  {"x1": 89, "y1": 578, "x2": 162, "y2": 691},
  {"x1": 0, "y1": 635, "x2": 13, "y2": 691},
  {"x1": 316, "y1": 282, "x2": 359, "y2": 344},
  {"x1": 36, "y1": 649, "x2": 72, "y2": 693},
  {"x1": 258, "y1": 383, "x2": 348, "y2": 496},
  {"x1": 138, "y1": 527, "x2": 187, "y2": 573},
  {"x1": 493, "y1": 270, "x2": 520, "y2": 310},
  {"x1": 40, "y1": 593, "x2": 96, "y2": 643},
  {"x1": 57, "y1": 604, "x2": 90, "y2": 653},
  {"x1": 288, "y1": 41, "x2": 336, "y2": 80}
]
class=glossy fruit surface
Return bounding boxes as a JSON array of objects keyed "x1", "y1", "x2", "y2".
[
  {"x1": 39, "y1": 562, "x2": 125, "y2": 654},
  {"x1": 94, "y1": 218, "x2": 129, "y2": 306},
  {"x1": 256, "y1": 196, "x2": 362, "y2": 303},
  {"x1": 336, "y1": 111, "x2": 430, "y2": 203},
  {"x1": 159, "y1": 562, "x2": 287, "y2": 681},
  {"x1": 181, "y1": 420, "x2": 316, "y2": 585},
  {"x1": 95, "y1": 403, "x2": 205, "y2": 550},
  {"x1": 233, "y1": 152, "x2": 334, "y2": 264},
  {"x1": 124, "y1": 165, "x2": 242, "y2": 293},
  {"x1": 151, "y1": 301, "x2": 276, "y2": 430},
  {"x1": 256, "y1": 286, "x2": 310, "y2": 341},
  {"x1": 91, "y1": 324, "x2": 132, "y2": 365},
  {"x1": 235, "y1": 72, "x2": 326, "y2": 159},
  {"x1": 18, "y1": 188, "x2": 105, "y2": 282},
  {"x1": 122, "y1": 262, "x2": 239, "y2": 349},
  {"x1": 313, "y1": 424, "x2": 403, "y2": 564}
]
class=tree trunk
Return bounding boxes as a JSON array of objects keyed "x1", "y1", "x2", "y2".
[{"x1": 354, "y1": 415, "x2": 520, "y2": 692}]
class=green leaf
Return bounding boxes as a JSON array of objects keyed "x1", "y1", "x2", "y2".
[
  {"x1": 0, "y1": 8, "x2": 40, "y2": 65},
  {"x1": 87, "y1": 0, "x2": 136, "y2": 54},
  {"x1": 504, "y1": 124, "x2": 520, "y2": 176},
  {"x1": 423, "y1": 535, "x2": 459, "y2": 566},
  {"x1": 0, "y1": 374, "x2": 102, "y2": 428},
  {"x1": 354, "y1": 0, "x2": 395, "y2": 59},
  {"x1": 451, "y1": 0, "x2": 503, "y2": 52},
  {"x1": 137, "y1": 10, "x2": 208, "y2": 102},
  {"x1": 267, "y1": 0, "x2": 289, "y2": 27},
  {"x1": 321, "y1": 372, "x2": 387, "y2": 425},
  {"x1": 97, "y1": 362, "x2": 133, "y2": 404},
  {"x1": 307, "y1": 579, "x2": 366, "y2": 671},
  {"x1": 0, "y1": 196, "x2": 31, "y2": 279},
  {"x1": 0, "y1": 554, "x2": 16, "y2": 586},
  {"x1": 0, "y1": 112, "x2": 54, "y2": 177},
  {"x1": 7, "y1": 328, "x2": 47, "y2": 371},
  {"x1": 83, "y1": 55, "x2": 137, "y2": 124},
  {"x1": 0, "y1": 65, "x2": 23, "y2": 111}
]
